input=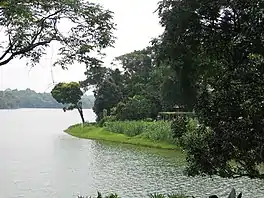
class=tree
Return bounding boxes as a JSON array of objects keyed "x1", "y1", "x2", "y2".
[
  {"x1": 114, "y1": 48, "x2": 164, "y2": 115},
  {"x1": 157, "y1": 0, "x2": 264, "y2": 178},
  {"x1": 51, "y1": 82, "x2": 85, "y2": 123},
  {"x1": 115, "y1": 95, "x2": 154, "y2": 121},
  {"x1": 0, "y1": 0, "x2": 115, "y2": 67},
  {"x1": 93, "y1": 78, "x2": 123, "y2": 121}
]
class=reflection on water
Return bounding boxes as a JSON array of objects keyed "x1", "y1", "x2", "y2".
[{"x1": 0, "y1": 109, "x2": 264, "y2": 198}]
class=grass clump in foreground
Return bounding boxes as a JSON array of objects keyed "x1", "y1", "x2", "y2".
[{"x1": 65, "y1": 122, "x2": 178, "y2": 150}]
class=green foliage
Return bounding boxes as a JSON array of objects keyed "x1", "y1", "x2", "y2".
[
  {"x1": 142, "y1": 121, "x2": 174, "y2": 143},
  {"x1": 0, "y1": 0, "x2": 115, "y2": 67},
  {"x1": 104, "y1": 121, "x2": 174, "y2": 143},
  {"x1": 156, "y1": 0, "x2": 264, "y2": 179},
  {"x1": 66, "y1": 123, "x2": 178, "y2": 149},
  {"x1": 192, "y1": 53, "x2": 264, "y2": 178},
  {"x1": 170, "y1": 116, "x2": 188, "y2": 140},
  {"x1": 93, "y1": 79, "x2": 123, "y2": 121},
  {"x1": 105, "y1": 121, "x2": 145, "y2": 136},
  {"x1": 97, "y1": 115, "x2": 117, "y2": 127},
  {"x1": 82, "y1": 48, "x2": 164, "y2": 121},
  {"x1": 51, "y1": 82, "x2": 85, "y2": 123},
  {"x1": 51, "y1": 82, "x2": 82, "y2": 105},
  {"x1": 115, "y1": 95, "x2": 155, "y2": 121},
  {"x1": 0, "y1": 89, "x2": 94, "y2": 109}
]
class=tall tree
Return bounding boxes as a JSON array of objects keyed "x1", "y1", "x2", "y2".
[
  {"x1": 0, "y1": 0, "x2": 115, "y2": 67},
  {"x1": 51, "y1": 82, "x2": 85, "y2": 123},
  {"x1": 157, "y1": 0, "x2": 264, "y2": 178},
  {"x1": 93, "y1": 78, "x2": 123, "y2": 121}
]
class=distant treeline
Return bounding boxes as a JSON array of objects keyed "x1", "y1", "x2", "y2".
[{"x1": 0, "y1": 89, "x2": 95, "y2": 109}]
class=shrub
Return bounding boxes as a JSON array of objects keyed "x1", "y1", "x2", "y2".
[
  {"x1": 143, "y1": 121, "x2": 174, "y2": 143},
  {"x1": 115, "y1": 95, "x2": 158, "y2": 121},
  {"x1": 170, "y1": 116, "x2": 188, "y2": 139},
  {"x1": 104, "y1": 121, "x2": 174, "y2": 143},
  {"x1": 180, "y1": 124, "x2": 214, "y2": 176},
  {"x1": 98, "y1": 116, "x2": 117, "y2": 127},
  {"x1": 105, "y1": 121, "x2": 145, "y2": 136}
]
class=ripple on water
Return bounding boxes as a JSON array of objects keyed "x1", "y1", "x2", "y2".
[{"x1": 1, "y1": 109, "x2": 264, "y2": 198}]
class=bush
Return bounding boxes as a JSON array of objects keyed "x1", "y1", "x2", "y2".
[
  {"x1": 104, "y1": 121, "x2": 174, "y2": 143},
  {"x1": 98, "y1": 116, "x2": 117, "y2": 127},
  {"x1": 143, "y1": 121, "x2": 174, "y2": 143},
  {"x1": 180, "y1": 124, "x2": 213, "y2": 176},
  {"x1": 170, "y1": 116, "x2": 188, "y2": 139},
  {"x1": 105, "y1": 121, "x2": 146, "y2": 136},
  {"x1": 115, "y1": 95, "x2": 158, "y2": 121}
]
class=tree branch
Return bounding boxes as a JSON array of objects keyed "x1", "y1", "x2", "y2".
[
  {"x1": 0, "y1": 44, "x2": 13, "y2": 61},
  {"x1": 0, "y1": 39, "x2": 53, "y2": 66},
  {"x1": 0, "y1": 10, "x2": 63, "y2": 66}
]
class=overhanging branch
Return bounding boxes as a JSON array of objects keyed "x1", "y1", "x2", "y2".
[
  {"x1": 0, "y1": 39, "x2": 54, "y2": 66},
  {"x1": 0, "y1": 9, "x2": 63, "y2": 66}
]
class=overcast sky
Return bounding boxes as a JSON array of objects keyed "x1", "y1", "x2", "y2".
[{"x1": 0, "y1": 0, "x2": 163, "y2": 93}]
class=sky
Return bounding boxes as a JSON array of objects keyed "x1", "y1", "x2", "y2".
[{"x1": 0, "y1": 0, "x2": 163, "y2": 93}]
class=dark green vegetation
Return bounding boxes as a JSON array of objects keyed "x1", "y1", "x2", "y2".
[
  {"x1": 0, "y1": 0, "x2": 115, "y2": 67},
  {"x1": 66, "y1": 122, "x2": 178, "y2": 150},
  {"x1": 76, "y1": 0, "x2": 264, "y2": 179},
  {"x1": 155, "y1": 0, "x2": 264, "y2": 179},
  {"x1": 51, "y1": 82, "x2": 86, "y2": 123},
  {"x1": 0, "y1": 88, "x2": 94, "y2": 109}
]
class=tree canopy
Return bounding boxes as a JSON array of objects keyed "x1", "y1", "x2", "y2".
[
  {"x1": 156, "y1": 0, "x2": 264, "y2": 178},
  {"x1": 0, "y1": 0, "x2": 115, "y2": 67},
  {"x1": 82, "y1": 48, "x2": 168, "y2": 121},
  {"x1": 51, "y1": 82, "x2": 85, "y2": 123}
]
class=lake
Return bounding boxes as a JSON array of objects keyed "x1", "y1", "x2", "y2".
[{"x1": 0, "y1": 109, "x2": 264, "y2": 198}]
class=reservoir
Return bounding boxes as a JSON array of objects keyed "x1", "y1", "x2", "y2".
[{"x1": 0, "y1": 109, "x2": 263, "y2": 198}]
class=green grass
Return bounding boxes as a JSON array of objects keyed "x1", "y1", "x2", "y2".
[{"x1": 65, "y1": 124, "x2": 179, "y2": 150}]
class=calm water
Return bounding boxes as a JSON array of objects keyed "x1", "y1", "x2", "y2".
[{"x1": 0, "y1": 109, "x2": 264, "y2": 198}]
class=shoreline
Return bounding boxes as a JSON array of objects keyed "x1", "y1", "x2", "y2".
[{"x1": 65, "y1": 124, "x2": 179, "y2": 150}]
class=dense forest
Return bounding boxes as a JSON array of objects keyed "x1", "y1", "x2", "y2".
[{"x1": 0, "y1": 89, "x2": 94, "y2": 109}]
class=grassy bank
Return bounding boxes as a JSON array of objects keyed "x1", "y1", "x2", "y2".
[{"x1": 65, "y1": 123, "x2": 178, "y2": 150}]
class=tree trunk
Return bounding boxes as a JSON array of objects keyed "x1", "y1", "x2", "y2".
[{"x1": 77, "y1": 107, "x2": 85, "y2": 124}]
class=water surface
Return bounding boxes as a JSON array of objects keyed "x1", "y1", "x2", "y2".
[{"x1": 0, "y1": 109, "x2": 263, "y2": 198}]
